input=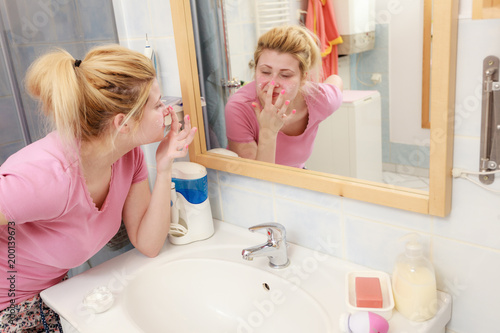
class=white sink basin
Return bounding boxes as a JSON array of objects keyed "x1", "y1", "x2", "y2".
[
  {"x1": 123, "y1": 258, "x2": 330, "y2": 332},
  {"x1": 41, "y1": 220, "x2": 451, "y2": 333}
]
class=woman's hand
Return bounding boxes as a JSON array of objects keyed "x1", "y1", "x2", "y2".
[
  {"x1": 155, "y1": 106, "x2": 197, "y2": 173},
  {"x1": 252, "y1": 81, "x2": 295, "y2": 136}
]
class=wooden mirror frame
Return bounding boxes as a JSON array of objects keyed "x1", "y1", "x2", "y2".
[{"x1": 170, "y1": 0, "x2": 459, "y2": 217}]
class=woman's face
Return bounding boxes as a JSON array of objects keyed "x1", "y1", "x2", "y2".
[
  {"x1": 255, "y1": 49, "x2": 303, "y2": 107},
  {"x1": 136, "y1": 79, "x2": 169, "y2": 144}
]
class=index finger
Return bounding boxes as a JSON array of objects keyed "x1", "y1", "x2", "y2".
[
  {"x1": 265, "y1": 80, "x2": 275, "y2": 106},
  {"x1": 169, "y1": 106, "x2": 182, "y2": 133}
]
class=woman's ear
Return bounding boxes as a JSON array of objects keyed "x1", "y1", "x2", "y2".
[{"x1": 113, "y1": 113, "x2": 130, "y2": 134}]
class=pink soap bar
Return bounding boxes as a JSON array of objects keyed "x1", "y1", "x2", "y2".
[{"x1": 355, "y1": 277, "x2": 383, "y2": 308}]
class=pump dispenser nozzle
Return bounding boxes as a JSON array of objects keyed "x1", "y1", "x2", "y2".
[{"x1": 401, "y1": 233, "x2": 424, "y2": 259}]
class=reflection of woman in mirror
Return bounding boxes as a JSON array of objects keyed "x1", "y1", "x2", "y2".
[{"x1": 225, "y1": 25, "x2": 343, "y2": 168}]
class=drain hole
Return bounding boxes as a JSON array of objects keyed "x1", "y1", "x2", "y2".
[{"x1": 262, "y1": 283, "x2": 270, "y2": 291}]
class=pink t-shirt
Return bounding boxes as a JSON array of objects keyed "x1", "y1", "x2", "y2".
[
  {"x1": 0, "y1": 132, "x2": 148, "y2": 310},
  {"x1": 225, "y1": 81, "x2": 342, "y2": 168}
]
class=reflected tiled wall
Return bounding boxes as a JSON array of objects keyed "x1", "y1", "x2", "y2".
[
  {"x1": 225, "y1": 0, "x2": 257, "y2": 83},
  {"x1": 350, "y1": 24, "x2": 430, "y2": 174}
]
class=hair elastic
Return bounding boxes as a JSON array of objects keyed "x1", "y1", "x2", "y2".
[{"x1": 74, "y1": 59, "x2": 82, "y2": 67}]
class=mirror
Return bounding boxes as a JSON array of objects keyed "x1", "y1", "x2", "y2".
[
  {"x1": 200, "y1": 0, "x2": 432, "y2": 190},
  {"x1": 170, "y1": 0, "x2": 458, "y2": 217}
]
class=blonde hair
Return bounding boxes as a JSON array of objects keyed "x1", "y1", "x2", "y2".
[
  {"x1": 25, "y1": 44, "x2": 156, "y2": 148},
  {"x1": 254, "y1": 25, "x2": 322, "y2": 82}
]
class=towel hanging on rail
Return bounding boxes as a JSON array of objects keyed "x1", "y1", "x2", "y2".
[{"x1": 305, "y1": 0, "x2": 343, "y2": 80}]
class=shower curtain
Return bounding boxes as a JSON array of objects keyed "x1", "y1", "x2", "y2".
[{"x1": 190, "y1": 0, "x2": 230, "y2": 150}]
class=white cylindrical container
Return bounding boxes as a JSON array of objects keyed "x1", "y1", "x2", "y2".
[{"x1": 392, "y1": 234, "x2": 437, "y2": 321}]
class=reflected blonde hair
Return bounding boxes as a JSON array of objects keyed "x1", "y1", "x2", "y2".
[
  {"x1": 254, "y1": 25, "x2": 322, "y2": 83},
  {"x1": 25, "y1": 44, "x2": 156, "y2": 149}
]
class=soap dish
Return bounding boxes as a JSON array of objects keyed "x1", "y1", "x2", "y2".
[
  {"x1": 346, "y1": 271, "x2": 394, "y2": 320},
  {"x1": 82, "y1": 286, "x2": 114, "y2": 313}
]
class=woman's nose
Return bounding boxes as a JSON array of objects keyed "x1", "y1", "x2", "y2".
[{"x1": 270, "y1": 77, "x2": 280, "y2": 88}]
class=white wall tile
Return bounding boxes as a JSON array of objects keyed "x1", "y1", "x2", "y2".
[
  {"x1": 207, "y1": 181, "x2": 223, "y2": 220},
  {"x1": 454, "y1": 19, "x2": 500, "y2": 137},
  {"x1": 224, "y1": 0, "x2": 241, "y2": 25},
  {"x1": 207, "y1": 168, "x2": 219, "y2": 184},
  {"x1": 148, "y1": 0, "x2": 174, "y2": 37},
  {"x1": 154, "y1": 37, "x2": 181, "y2": 97},
  {"x1": 116, "y1": 0, "x2": 151, "y2": 39},
  {"x1": 453, "y1": 135, "x2": 480, "y2": 171},
  {"x1": 111, "y1": 0, "x2": 127, "y2": 41},
  {"x1": 435, "y1": 179, "x2": 500, "y2": 250},
  {"x1": 219, "y1": 184, "x2": 275, "y2": 228},
  {"x1": 275, "y1": 183, "x2": 342, "y2": 211},
  {"x1": 343, "y1": 197, "x2": 432, "y2": 233},
  {"x1": 219, "y1": 171, "x2": 274, "y2": 194},
  {"x1": 433, "y1": 237, "x2": 500, "y2": 333},
  {"x1": 344, "y1": 215, "x2": 431, "y2": 273},
  {"x1": 275, "y1": 197, "x2": 343, "y2": 257}
]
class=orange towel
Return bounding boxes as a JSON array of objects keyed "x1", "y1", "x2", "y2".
[{"x1": 305, "y1": 0, "x2": 343, "y2": 80}]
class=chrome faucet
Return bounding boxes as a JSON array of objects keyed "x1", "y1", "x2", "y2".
[{"x1": 241, "y1": 223, "x2": 290, "y2": 269}]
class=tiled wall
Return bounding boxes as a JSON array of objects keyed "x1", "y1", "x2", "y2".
[
  {"x1": 0, "y1": 54, "x2": 24, "y2": 164},
  {"x1": 225, "y1": 0, "x2": 257, "y2": 83},
  {"x1": 115, "y1": 1, "x2": 500, "y2": 332},
  {"x1": 0, "y1": 0, "x2": 118, "y2": 164},
  {"x1": 350, "y1": 23, "x2": 430, "y2": 174}
]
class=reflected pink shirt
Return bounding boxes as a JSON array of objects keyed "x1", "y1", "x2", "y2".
[
  {"x1": 225, "y1": 81, "x2": 342, "y2": 168},
  {"x1": 0, "y1": 132, "x2": 148, "y2": 310}
]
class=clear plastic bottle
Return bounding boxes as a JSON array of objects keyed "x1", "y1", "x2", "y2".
[{"x1": 392, "y1": 234, "x2": 437, "y2": 321}]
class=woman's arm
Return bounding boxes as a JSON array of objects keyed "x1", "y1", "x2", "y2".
[
  {"x1": 227, "y1": 128, "x2": 278, "y2": 164},
  {"x1": 122, "y1": 112, "x2": 196, "y2": 257},
  {"x1": 227, "y1": 82, "x2": 292, "y2": 164},
  {"x1": 122, "y1": 175, "x2": 170, "y2": 258},
  {"x1": 324, "y1": 74, "x2": 344, "y2": 91}
]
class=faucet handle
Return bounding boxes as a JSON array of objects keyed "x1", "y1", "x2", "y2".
[{"x1": 248, "y1": 223, "x2": 286, "y2": 242}]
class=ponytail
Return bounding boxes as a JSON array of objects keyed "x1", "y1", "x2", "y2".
[{"x1": 25, "y1": 48, "x2": 82, "y2": 146}]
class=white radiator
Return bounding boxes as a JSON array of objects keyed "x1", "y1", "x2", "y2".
[{"x1": 255, "y1": 0, "x2": 291, "y2": 36}]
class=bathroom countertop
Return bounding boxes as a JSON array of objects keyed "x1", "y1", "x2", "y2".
[{"x1": 41, "y1": 220, "x2": 451, "y2": 333}]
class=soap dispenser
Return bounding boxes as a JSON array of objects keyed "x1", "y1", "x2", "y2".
[{"x1": 392, "y1": 233, "x2": 437, "y2": 322}]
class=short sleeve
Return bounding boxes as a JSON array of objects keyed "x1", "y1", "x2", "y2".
[
  {"x1": 225, "y1": 104, "x2": 252, "y2": 143},
  {"x1": 132, "y1": 146, "x2": 149, "y2": 184},
  {"x1": 314, "y1": 83, "x2": 343, "y2": 118},
  {"x1": 0, "y1": 163, "x2": 71, "y2": 224},
  {"x1": 325, "y1": 83, "x2": 343, "y2": 111}
]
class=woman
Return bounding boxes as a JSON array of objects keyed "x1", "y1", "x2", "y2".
[
  {"x1": 0, "y1": 44, "x2": 196, "y2": 331},
  {"x1": 225, "y1": 25, "x2": 343, "y2": 168}
]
